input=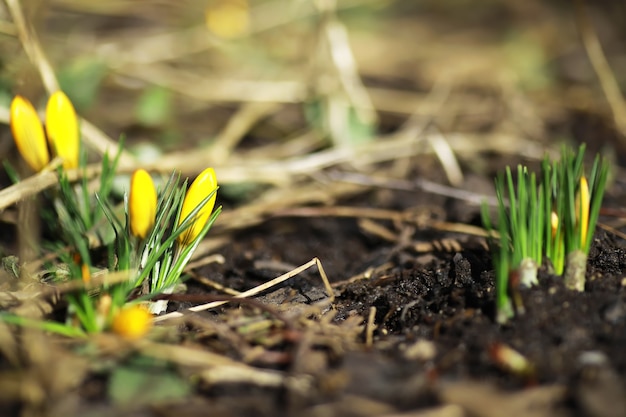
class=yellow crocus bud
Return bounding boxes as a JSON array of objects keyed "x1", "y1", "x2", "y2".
[
  {"x1": 551, "y1": 210, "x2": 559, "y2": 240},
  {"x1": 10, "y1": 95, "x2": 49, "y2": 172},
  {"x1": 45, "y1": 91, "x2": 79, "y2": 169},
  {"x1": 111, "y1": 305, "x2": 153, "y2": 340},
  {"x1": 129, "y1": 169, "x2": 157, "y2": 239},
  {"x1": 578, "y1": 176, "x2": 590, "y2": 246},
  {"x1": 178, "y1": 167, "x2": 218, "y2": 247}
]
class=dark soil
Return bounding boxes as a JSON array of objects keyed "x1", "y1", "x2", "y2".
[{"x1": 172, "y1": 178, "x2": 626, "y2": 417}]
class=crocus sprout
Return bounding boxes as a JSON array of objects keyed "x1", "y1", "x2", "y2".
[
  {"x1": 177, "y1": 167, "x2": 218, "y2": 247},
  {"x1": 563, "y1": 174, "x2": 595, "y2": 291},
  {"x1": 578, "y1": 176, "x2": 590, "y2": 248},
  {"x1": 560, "y1": 148, "x2": 608, "y2": 292},
  {"x1": 45, "y1": 91, "x2": 79, "y2": 169},
  {"x1": 129, "y1": 169, "x2": 157, "y2": 239},
  {"x1": 483, "y1": 144, "x2": 609, "y2": 322},
  {"x1": 111, "y1": 304, "x2": 153, "y2": 340},
  {"x1": 10, "y1": 95, "x2": 49, "y2": 172}
]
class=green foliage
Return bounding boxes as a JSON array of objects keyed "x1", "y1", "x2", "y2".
[
  {"x1": 57, "y1": 58, "x2": 108, "y2": 111},
  {"x1": 483, "y1": 144, "x2": 610, "y2": 322},
  {"x1": 135, "y1": 86, "x2": 173, "y2": 128},
  {"x1": 140, "y1": 185, "x2": 221, "y2": 295},
  {"x1": 305, "y1": 97, "x2": 375, "y2": 147},
  {"x1": 481, "y1": 203, "x2": 514, "y2": 324},
  {"x1": 2, "y1": 127, "x2": 221, "y2": 336}
]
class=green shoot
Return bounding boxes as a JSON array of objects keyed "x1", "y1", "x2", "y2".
[
  {"x1": 483, "y1": 143, "x2": 610, "y2": 322},
  {"x1": 481, "y1": 200, "x2": 514, "y2": 324}
]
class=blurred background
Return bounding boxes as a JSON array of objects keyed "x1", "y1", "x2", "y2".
[{"x1": 1, "y1": 0, "x2": 626, "y2": 187}]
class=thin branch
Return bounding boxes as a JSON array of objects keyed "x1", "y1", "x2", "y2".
[
  {"x1": 154, "y1": 257, "x2": 333, "y2": 322},
  {"x1": 575, "y1": 0, "x2": 626, "y2": 138}
]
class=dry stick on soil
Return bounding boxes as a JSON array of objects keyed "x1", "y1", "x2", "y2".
[
  {"x1": 276, "y1": 206, "x2": 489, "y2": 238},
  {"x1": 153, "y1": 293, "x2": 297, "y2": 334},
  {"x1": 187, "y1": 271, "x2": 242, "y2": 297},
  {"x1": 327, "y1": 171, "x2": 500, "y2": 207},
  {"x1": 120, "y1": 65, "x2": 305, "y2": 104},
  {"x1": 359, "y1": 217, "x2": 475, "y2": 253},
  {"x1": 331, "y1": 262, "x2": 395, "y2": 288},
  {"x1": 0, "y1": 163, "x2": 101, "y2": 211},
  {"x1": 154, "y1": 257, "x2": 333, "y2": 322},
  {"x1": 427, "y1": 129, "x2": 464, "y2": 186},
  {"x1": 382, "y1": 76, "x2": 459, "y2": 185},
  {"x1": 209, "y1": 102, "x2": 282, "y2": 161},
  {"x1": 144, "y1": 131, "x2": 546, "y2": 184},
  {"x1": 366, "y1": 306, "x2": 376, "y2": 348},
  {"x1": 388, "y1": 76, "x2": 453, "y2": 180},
  {"x1": 184, "y1": 254, "x2": 243, "y2": 296},
  {"x1": 391, "y1": 76, "x2": 453, "y2": 140},
  {"x1": 4, "y1": 0, "x2": 58, "y2": 92},
  {"x1": 575, "y1": 0, "x2": 626, "y2": 139},
  {"x1": 316, "y1": 0, "x2": 378, "y2": 127},
  {"x1": 199, "y1": 365, "x2": 299, "y2": 389},
  {"x1": 597, "y1": 222, "x2": 626, "y2": 242},
  {"x1": 137, "y1": 340, "x2": 245, "y2": 368},
  {"x1": 184, "y1": 253, "x2": 226, "y2": 271}
]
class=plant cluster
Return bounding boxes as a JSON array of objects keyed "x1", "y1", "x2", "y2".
[
  {"x1": 3, "y1": 92, "x2": 220, "y2": 338},
  {"x1": 482, "y1": 145, "x2": 609, "y2": 323}
]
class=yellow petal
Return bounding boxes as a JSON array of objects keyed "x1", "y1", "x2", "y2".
[
  {"x1": 178, "y1": 167, "x2": 218, "y2": 247},
  {"x1": 129, "y1": 169, "x2": 157, "y2": 239},
  {"x1": 46, "y1": 91, "x2": 80, "y2": 169},
  {"x1": 579, "y1": 176, "x2": 590, "y2": 245},
  {"x1": 111, "y1": 305, "x2": 152, "y2": 340},
  {"x1": 10, "y1": 95, "x2": 49, "y2": 172}
]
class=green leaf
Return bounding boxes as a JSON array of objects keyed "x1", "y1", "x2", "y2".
[
  {"x1": 108, "y1": 364, "x2": 191, "y2": 406},
  {"x1": 135, "y1": 86, "x2": 172, "y2": 127},
  {"x1": 304, "y1": 97, "x2": 375, "y2": 147},
  {"x1": 57, "y1": 58, "x2": 107, "y2": 111},
  {"x1": 0, "y1": 313, "x2": 87, "y2": 338}
]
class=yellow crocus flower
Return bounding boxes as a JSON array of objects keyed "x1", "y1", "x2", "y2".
[
  {"x1": 10, "y1": 95, "x2": 49, "y2": 172},
  {"x1": 178, "y1": 167, "x2": 218, "y2": 247},
  {"x1": 129, "y1": 169, "x2": 157, "y2": 239},
  {"x1": 578, "y1": 176, "x2": 590, "y2": 246},
  {"x1": 550, "y1": 210, "x2": 559, "y2": 240},
  {"x1": 45, "y1": 91, "x2": 79, "y2": 169},
  {"x1": 111, "y1": 305, "x2": 153, "y2": 340}
]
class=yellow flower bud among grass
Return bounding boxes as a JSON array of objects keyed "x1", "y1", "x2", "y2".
[
  {"x1": 550, "y1": 210, "x2": 559, "y2": 240},
  {"x1": 129, "y1": 169, "x2": 157, "y2": 239},
  {"x1": 111, "y1": 305, "x2": 153, "y2": 340},
  {"x1": 578, "y1": 176, "x2": 590, "y2": 247},
  {"x1": 10, "y1": 95, "x2": 49, "y2": 172},
  {"x1": 45, "y1": 91, "x2": 80, "y2": 169},
  {"x1": 178, "y1": 167, "x2": 218, "y2": 247}
]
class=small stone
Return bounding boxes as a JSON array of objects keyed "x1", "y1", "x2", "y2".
[
  {"x1": 404, "y1": 339, "x2": 437, "y2": 362},
  {"x1": 602, "y1": 299, "x2": 625, "y2": 324}
]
